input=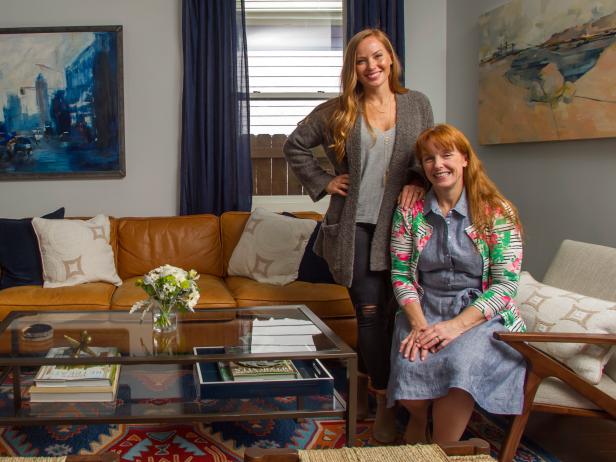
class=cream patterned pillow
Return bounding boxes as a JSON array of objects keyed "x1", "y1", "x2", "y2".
[
  {"x1": 516, "y1": 272, "x2": 616, "y2": 384},
  {"x1": 228, "y1": 208, "x2": 317, "y2": 286},
  {"x1": 32, "y1": 215, "x2": 122, "y2": 288}
]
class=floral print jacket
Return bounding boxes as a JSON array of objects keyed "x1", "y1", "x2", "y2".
[{"x1": 390, "y1": 200, "x2": 526, "y2": 332}]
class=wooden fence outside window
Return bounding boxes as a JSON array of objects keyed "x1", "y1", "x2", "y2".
[{"x1": 251, "y1": 134, "x2": 333, "y2": 196}]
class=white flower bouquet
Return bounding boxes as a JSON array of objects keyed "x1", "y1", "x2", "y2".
[{"x1": 130, "y1": 264, "x2": 200, "y2": 331}]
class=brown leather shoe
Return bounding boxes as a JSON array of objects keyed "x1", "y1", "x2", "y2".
[{"x1": 372, "y1": 392, "x2": 397, "y2": 443}]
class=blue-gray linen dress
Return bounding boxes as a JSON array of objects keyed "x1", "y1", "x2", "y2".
[{"x1": 387, "y1": 190, "x2": 526, "y2": 414}]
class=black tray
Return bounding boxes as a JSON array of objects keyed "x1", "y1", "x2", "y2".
[{"x1": 193, "y1": 346, "x2": 334, "y2": 399}]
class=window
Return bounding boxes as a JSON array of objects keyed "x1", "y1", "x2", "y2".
[{"x1": 246, "y1": 0, "x2": 343, "y2": 196}]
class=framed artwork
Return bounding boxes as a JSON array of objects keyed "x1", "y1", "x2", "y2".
[
  {"x1": 0, "y1": 26, "x2": 125, "y2": 179},
  {"x1": 478, "y1": 0, "x2": 616, "y2": 144}
]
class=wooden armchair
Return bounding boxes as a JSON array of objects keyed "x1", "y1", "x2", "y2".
[{"x1": 494, "y1": 331, "x2": 616, "y2": 462}]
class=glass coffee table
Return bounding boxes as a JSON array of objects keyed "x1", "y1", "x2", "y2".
[{"x1": 0, "y1": 305, "x2": 358, "y2": 446}]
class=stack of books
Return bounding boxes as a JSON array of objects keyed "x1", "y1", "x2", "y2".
[{"x1": 29, "y1": 346, "x2": 120, "y2": 403}]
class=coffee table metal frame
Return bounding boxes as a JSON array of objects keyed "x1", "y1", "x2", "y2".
[{"x1": 0, "y1": 305, "x2": 358, "y2": 446}]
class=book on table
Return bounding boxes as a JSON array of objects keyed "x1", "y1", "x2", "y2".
[
  {"x1": 34, "y1": 346, "x2": 119, "y2": 387},
  {"x1": 29, "y1": 364, "x2": 121, "y2": 402},
  {"x1": 194, "y1": 346, "x2": 335, "y2": 399},
  {"x1": 30, "y1": 346, "x2": 121, "y2": 402},
  {"x1": 220, "y1": 358, "x2": 300, "y2": 382}
]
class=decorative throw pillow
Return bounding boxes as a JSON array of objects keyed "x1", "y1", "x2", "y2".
[
  {"x1": 228, "y1": 208, "x2": 317, "y2": 286},
  {"x1": 0, "y1": 208, "x2": 65, "y2": 289},
  {"x1": 282, "y1": 212, "x2": 335, "y2": 284},
  {"x1": 32, "y1": 214, "x2": 122, "y2": 288},
  {"x1": 516, "y1": 271, "x2": 616, "y2": 384}
]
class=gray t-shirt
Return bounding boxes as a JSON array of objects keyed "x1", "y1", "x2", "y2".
[{"x1": 356, "y1": 118, "x2": 396, "y2": 224}]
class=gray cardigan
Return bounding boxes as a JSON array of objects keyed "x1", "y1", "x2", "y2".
[{"x1": 283, "y1": 91, "x2": 434, "y2": 287}]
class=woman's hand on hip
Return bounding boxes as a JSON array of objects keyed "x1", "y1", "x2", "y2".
[
  {"x1": 416, "y1": 319, "x2": 465, "y2": 353},
  {"x1": 325, "y1": 174, "x2": 349, "y2": 196},
  {"x1": 398, "y1": 184, "x2": 425, "y2": 210}
]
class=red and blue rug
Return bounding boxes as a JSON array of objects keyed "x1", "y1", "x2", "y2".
[
  {"x1": 0, "y1": 366, "x2": 558, "y2": 461},
  {"x1": 0, "y1": 409, "x2": 557, "y2": 461}
]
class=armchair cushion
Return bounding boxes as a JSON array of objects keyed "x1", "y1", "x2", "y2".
[
  {"x1": 516, "y1": 272, "x2": 616, "y2": 384},
  {"x1": 534, "y1": 375, "x2": 616, "y2": 410}
]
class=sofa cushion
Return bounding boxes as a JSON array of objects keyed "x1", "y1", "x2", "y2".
[
  {"x1": 516, "y1": 271, "x2": 616, "y2": 384},
  {"x1": 225, "y1": 276, "x2": 353, "y2": 319},
  {"x1": 283, "y1": 213, "x2": 335, "y2": 284},
  {"x1": 32, "y1": 214, "x2": 122, "y2": 288},
  {"x1": 0, "y1": 207, "x2": 65, "y2": 289},
  {"x1": 228, "y1": 208, "x2": 316, "y2": 286},
  {"x1": 111, "y1": 275, "x2": 236, "y2": 310},
  {"x1": 0, "y1": 282, "x2": 115, "y2": 321},
  {"x1": 116, "y1": 215, "x2": 223, "y2": 279},
  {"x1": 221, "y1": 211, "x2": 323, "y2": 274}
]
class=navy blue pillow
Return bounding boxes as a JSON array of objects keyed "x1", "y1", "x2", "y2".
[
  {"x1": 0, "y1": 208, "x2": 65, "y2": 289},
  {"x1": 283, "y1": 213, "x2": 335, "y2": 284}
]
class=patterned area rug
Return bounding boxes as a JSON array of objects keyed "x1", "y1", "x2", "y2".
[
  {"x1": 0, "y1": 366, "x2": 558, "y2": 461},
  {"x1": 0, "y1": 410, "x2": 557, "y2": 462}
]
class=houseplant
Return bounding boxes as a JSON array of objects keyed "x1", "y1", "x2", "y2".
[{"x1": 129, "y1": 264, "x2": 200, "y2": 333}]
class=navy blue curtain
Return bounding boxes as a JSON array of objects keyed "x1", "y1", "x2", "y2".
[
  {"x1": 346, "y1": 0, "x2": 405, "y2": 70},
  {"x1": 181, "y1": 0, "x2": 252, "y2": 215}
]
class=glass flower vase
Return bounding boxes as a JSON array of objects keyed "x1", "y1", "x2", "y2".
[
  {"x1": 152, "y1": 300, "x2": 178, "y2": 334},
  {"x1": 153, "y1": 329, "x2": 178, "y2": 355}
]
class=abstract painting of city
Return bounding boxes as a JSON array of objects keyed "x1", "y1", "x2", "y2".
[
  {"x1": 478, "y1": 0, "x2": 616, "y2": 144},
  {"x1": 0, "y1": 26, "x2": 124, "y2": 179}
]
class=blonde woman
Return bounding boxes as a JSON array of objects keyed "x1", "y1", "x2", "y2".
[
  {"x1": 389, "y1": 124, "x2": 526, "y2": 444},
  {"x1": 284, "y1": 28, "x2": 433, "y2": 442}
]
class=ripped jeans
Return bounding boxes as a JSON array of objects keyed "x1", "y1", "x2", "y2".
[{"x1": 347, "y1": 223, "x2": 395, "y2": 391}]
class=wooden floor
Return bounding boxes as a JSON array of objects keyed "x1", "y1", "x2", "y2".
[{"x1": 524, "y1": 413, "x2": 616, "y2": 462}]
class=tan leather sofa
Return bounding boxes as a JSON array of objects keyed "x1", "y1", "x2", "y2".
[{"x1": 0, "y1": 212, "x2": 356, "y2": 348}]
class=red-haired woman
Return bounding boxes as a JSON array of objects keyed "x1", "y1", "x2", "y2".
[
  {"x1": 389, "y1": 124, "x2": 526, "y2": 444},
  {"x1": 284, "y1": 28, "x2": 433, "y2": 442}
]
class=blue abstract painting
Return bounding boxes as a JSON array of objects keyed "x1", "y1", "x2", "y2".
[{"x1": 0, "y1": 26, "x2": 124, "y2": 179}]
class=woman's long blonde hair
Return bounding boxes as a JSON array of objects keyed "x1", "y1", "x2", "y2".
[
  {"x1": 330, "y1": 29, "x2": 406, "y2": 163},
  {"x1": 415, "y1": 124, "x2": 522, "y2": 234}
]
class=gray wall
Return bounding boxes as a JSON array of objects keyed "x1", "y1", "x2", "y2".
[
  {"x1": 446, "y1": 0, "x2": 616, "y2": 278},
  {"x1": 406, "y1": 0, "x2": 447, "y2": 123},
  {"x1": 0, "y1": 0, "x2": 182, "y2": 218}
]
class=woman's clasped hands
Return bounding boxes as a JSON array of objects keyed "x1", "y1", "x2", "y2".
[{"x1": 400, "y1": 318, "x2": 466, "y2": 362}]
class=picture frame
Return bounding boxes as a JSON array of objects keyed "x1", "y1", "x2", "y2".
[
  {"x1": 0, "y1": 25, "x2": 125, "y2": 180},
  {"x1": 478, "y1": 0, "x2": 616, "y2": 145}
]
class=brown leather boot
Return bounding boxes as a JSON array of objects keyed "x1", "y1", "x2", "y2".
[{"x1": 372, "y1": 391, "x2": 397, "y2": 443}]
